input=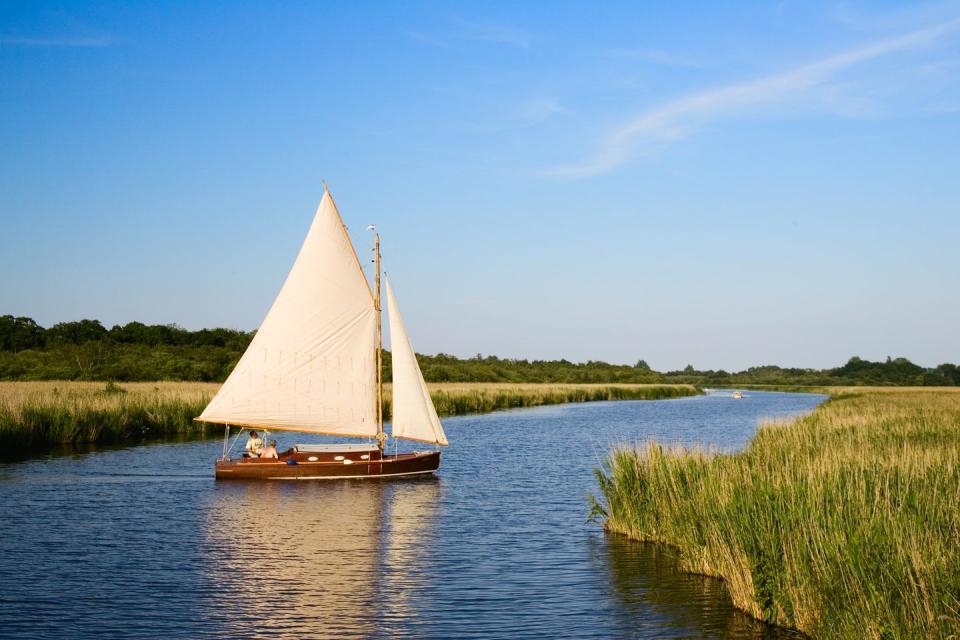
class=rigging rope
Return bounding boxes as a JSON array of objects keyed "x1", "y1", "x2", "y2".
[{"x1": 226, "y1": 427, "x2": 246, "y2": 458}]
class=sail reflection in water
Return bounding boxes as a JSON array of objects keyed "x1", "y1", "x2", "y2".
[
  {"x1": 379, "y1": 479, "x2": 441, "y2": 635},
  {"x1": 199, "y1": 478, "x2": 440, "y2": 639}
]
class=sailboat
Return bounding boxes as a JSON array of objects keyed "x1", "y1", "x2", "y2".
[{"x1": 197, "y1": 185, "x2": 448, "y2": 480}]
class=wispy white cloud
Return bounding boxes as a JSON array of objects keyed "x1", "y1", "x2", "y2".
[
  {"x1": 546, "y1": 17, "x2": 960, "y2": 178},
  {"x1": 829, "y1": 0, "x2": 960, "y2": 32},
  {"x1": 0, "y1": 35, "x2": 116, "y2": 48}
]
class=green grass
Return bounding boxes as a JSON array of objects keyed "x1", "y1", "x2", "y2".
[
  {"x1": 591, "y1": 389, "x2": 960, "y2": 638},
  {"x1": 0, "y1": 381, "x2": 699, "y2": 456}
]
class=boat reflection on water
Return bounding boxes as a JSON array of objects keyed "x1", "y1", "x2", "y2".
[
  {"x1": 378, "y1": 478, "x2": 442, "y2": 635},
  {"x1": 595, "y1": 533, "x2": 803, "y2": 639},
  {"x1": 199, "y1": 477, "x2": 440, "y2": 639}
]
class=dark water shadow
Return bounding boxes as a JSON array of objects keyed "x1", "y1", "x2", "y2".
[
  {"x1": 595, "y1": 532, "x2": 807, "y2": 639},
  {"x1": 0, "y1": 430, "x2": 221, "y2": 464}
]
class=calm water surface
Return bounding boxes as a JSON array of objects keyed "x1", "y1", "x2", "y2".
[{"x1": 1, "y1": 390, "x2": 824, "y2": 639}]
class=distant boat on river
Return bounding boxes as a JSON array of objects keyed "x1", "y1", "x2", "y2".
[
  {"x1": 196, "y1": 185, "x2": 448, "y2": 480},
  {"x1": 732, "y1": 390, "x2": 743, "y2": 399}
]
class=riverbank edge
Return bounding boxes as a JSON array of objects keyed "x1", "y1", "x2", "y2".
[
  {"x1": 0, "y1": 381, "x2": 700, "y2": 458},
  {"x1": 590, "y1": 387, "x2": 960, "y2": 638}
]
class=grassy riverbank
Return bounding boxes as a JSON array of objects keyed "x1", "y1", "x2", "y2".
[
  {"x1": 0, "y1": 381, "x2": 698, "y2": 453},
  {"x1": 0, "y1": 381, "x2": 214, "y2": 452},
  {"x1": 389, "y1": 382, "x2": 697, "y2": 418},
  {"x1": 592, "y1": 388, "x2": 960, "y2": 638}
]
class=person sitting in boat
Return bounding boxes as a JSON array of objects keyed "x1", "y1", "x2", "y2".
[
  {"x1": 245, "y1": 431, "x2": 264, "y2": 458},
  {"x1": 260, "y1": 440, "x2": 279, "y2": 459}
]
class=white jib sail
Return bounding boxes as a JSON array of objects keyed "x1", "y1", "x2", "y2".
[
  {"x1": 198, "y1": 190, "x2": 378, "y2": 437},
  {"x1": 385, "y1": 277, "x2": 448, "y2": 446}
]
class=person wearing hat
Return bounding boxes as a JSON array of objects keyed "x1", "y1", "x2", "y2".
[{"x1": 245, "y1": 430, "x2": 264, "y2": 458}]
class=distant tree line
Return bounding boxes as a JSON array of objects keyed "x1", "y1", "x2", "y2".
[
  {"x1": 659, "y1": 356, "x2": 960, "y2": 387},
  {"x1": 1, "y1": 315, "x2": 958, "y2": 386},
  {"x1": 0, "y1": 316, "x2": 253, "y2": 381}
]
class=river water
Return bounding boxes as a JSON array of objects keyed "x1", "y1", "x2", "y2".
[{"x1": 0, "y1": 390, "x2": 823, "y2": 639}]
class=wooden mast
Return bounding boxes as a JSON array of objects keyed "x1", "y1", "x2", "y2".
[{"x1": 375, "y1": 232, "x2": 385, "y2": 451}]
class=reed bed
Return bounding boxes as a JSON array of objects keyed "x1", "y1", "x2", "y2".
[
  {"x1": 0, "y1": 381, "x2": 698, "y2": 454},
  {"x1": 0, "y1": 381, "x2": 219, "y2": 451},
  {"x1": 732, "y1": 384, "x2": 960, "y2": 396},
  {"x1": 592, "y1": 389, "x2": 960, "y2": 638},
  {"x1": 386, "y1": 382, "x2": 697, "y2": 420}
]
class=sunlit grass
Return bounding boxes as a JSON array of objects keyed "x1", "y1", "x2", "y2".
[
  {"x1": 591, "y1": 389, "x2": 960, "y2": 638},
  {"x1": 0, "y1": 381, "x2": 217, "y2": 450},
  {"x1": 0, "y1": 381, "x2": 698, "y2": 452},
  {"x1": 388, "y1": 382, "x2": 697, "y2": 419}
]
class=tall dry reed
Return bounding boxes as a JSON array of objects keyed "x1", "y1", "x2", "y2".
[
  {"x1": 0, "y1": 381, "x2": 218, "y2": 451},
  {"x1": 592, "y1": 390, "x2": 960, "y2": 638},
  {"x1": 384, "y1": 382, "x2": 696, "y2": 419},
  {"x1": 0, "y1": 381, "x2": 698, "y2": 454}
]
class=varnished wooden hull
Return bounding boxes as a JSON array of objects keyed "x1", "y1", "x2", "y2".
[{"x1": 215, "y1": 449, "x2": 440, "y2": 480}]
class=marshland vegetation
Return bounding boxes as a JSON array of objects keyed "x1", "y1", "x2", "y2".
[
  {"x1": 592, "y1": 388, "x2": 960, "y2": 638},
  {"x1": 0, "y1": 381, "x2": 215, "y2": 452},
  {"x1": 0, "y1": 380, "x2": 697, "y2": 455},
  {"x1": 391, "y1": 382, "x2": 696, "y2": 418}
]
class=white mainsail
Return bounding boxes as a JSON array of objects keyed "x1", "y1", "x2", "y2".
[
  {"x1": 198, "y1": 189, "x2": 378, "y2": 436},
  {"x1": 385, "y1": 277, "x2": 448, "y2": 446}
]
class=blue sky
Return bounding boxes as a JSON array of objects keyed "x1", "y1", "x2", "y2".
[{"x1": 1, "y1": 1, "x2": 958, "y2": 370}]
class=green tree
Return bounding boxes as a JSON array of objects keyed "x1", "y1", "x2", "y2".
[
  {"x1": 47, "y1": 319, "x2": 108, "y2": 345},
  {"x1": 0, "y1": 315, "x2": 46, "y2": 352}
]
